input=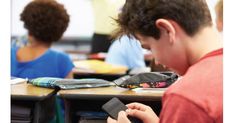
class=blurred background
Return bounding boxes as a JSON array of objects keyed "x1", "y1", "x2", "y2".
[{"x1": 11, "y1": 0, "x2": 219, "y2": 57}]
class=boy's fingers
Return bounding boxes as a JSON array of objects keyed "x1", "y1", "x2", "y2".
[
  {"x1": 127, "y1": 109, "x2": 147, "y2": 121},
  {"x1": 107, "y1": 117, "x2": 117, "y2": 123},
  {"x1": 126, "y1": 102, "x2": 149, "y2": 111},
  {"x1": 118, "y1": 111, "x2": 131, "y2": 123}
]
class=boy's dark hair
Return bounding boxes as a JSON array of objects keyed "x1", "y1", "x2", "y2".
[
  {"x1": 20, "y1": 0, "x2": 69, "y2": 44},
  {"x1": 115, "y1": 0, "x2": 212, "y2": 39}
]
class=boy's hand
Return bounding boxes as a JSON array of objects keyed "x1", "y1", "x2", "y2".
[
  {"x1": 126, "y1": 102, "x2": 159, "y2": 123},
  {"x1": 107, "y1": 111, "x2": 131, "y2": 123},
  {"x1": 107, "y1": 102, "x2": 159, "y2": 123}
]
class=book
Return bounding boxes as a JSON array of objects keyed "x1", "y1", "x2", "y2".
[{"x1": 11, "y1": 77, "x2": 27, "y2": 85}]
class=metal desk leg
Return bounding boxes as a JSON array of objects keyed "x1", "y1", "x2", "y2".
[
  {"x1": 33, "y1": 102, "x2": 40, "y2": 123},
  {"x1": 64, "y1": 100, "x2": 71, "y2": 123}
]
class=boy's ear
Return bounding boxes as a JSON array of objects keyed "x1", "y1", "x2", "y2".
[{"x1": 155, "y1": 19, "x2": 176, "y2": 44}]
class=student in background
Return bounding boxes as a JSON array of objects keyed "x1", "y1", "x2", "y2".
[
  {"x1": 215, "y1": 0, "x2": 223, "y2": 33},
  {"x1": 105, "y1": 35, "x2": 146, "y2": 70},
  {"x1": 11, "y1": 1, "x2": 74, "y2": 123},
  {"x1": 108, "y1": 0, "x2": 222, "y2": 123},
  {"x1": 11, "y1": 0, "x2": 74, "y2": 79},
  {"x1": 91, "y1": 0, "x2": 125, "y2": 53}
]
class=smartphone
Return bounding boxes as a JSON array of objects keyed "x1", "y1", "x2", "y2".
[
  {"x1": 102, "y1": 97, "x2": 143, "y2": 123},
  {"x1": 102, "y1": 97, "x2": 127, "y2": 120}
]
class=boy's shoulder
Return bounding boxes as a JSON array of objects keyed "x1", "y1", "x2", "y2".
[
  {"x1": 163, "y1": 52, "x2": 223, "y2": 119},
  {"x1": 166, "y1": 52, "x2": 222, "y2": 97}
]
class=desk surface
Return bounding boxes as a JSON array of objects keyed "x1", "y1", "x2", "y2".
[
  {"x1": 11, "y1": 82, "x2": 56, "y2": 101},
  {"x1": 58, "y1": 86, "x2": 166, "y2": 101}
]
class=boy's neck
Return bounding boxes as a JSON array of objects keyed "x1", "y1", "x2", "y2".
[{"x1": 185, "y1": 26, "x2": 223, "y2": 66}]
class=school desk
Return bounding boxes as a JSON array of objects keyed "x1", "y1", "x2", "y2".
[
  {"x1": 11, "y1": 82, "x2": 57, "y2": 123},
  {"x1": 58, "y1": 86, "x2": 166, "y2": 123}
]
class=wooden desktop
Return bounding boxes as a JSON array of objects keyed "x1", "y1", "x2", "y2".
[
  {"x1": 11, "y1": 82, "x2": 57, "y2": 123},
  {"x1": 58, "y1": 86, "x2": 165, "y2": 123}
]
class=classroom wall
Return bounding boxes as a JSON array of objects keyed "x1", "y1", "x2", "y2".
[
  {"x1": 11, "y1": 0, "x2": 219, "y2": 39},
  {"x1": 206, "y1": 0, "x2": 219, "y2": 25},
  {"x1": 11, "y1": 0, "x2": 94, "y2": 38}
]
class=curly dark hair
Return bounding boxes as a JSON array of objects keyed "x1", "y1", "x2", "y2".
[
  {"x1": 115, "y1": 0, "x2": 212, "y2": 39},
  {"x1": 20, "y1": 0, "x2": 69, "y2": 44}
]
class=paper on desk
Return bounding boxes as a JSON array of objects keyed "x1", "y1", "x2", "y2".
[
  {"x1": 11, "y1": 77, "x2": 27, "y2": 84},
  {"x1": 132, "y1": 88, "x2": 167, "y2": 93},
  {"x1": 73, "y1": 60, "x2": 128, "y2": 74}
]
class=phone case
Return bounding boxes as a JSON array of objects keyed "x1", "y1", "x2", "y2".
[{"x1": 102, "y1": 97, "x2": 127, "y2": 120}]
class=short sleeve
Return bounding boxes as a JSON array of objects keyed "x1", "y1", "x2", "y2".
[
  {"x1": 160, "y1": 94, "x2": 213, "y2": 123},
  {"x1": 105, "y1": 40, "x2": 127, "y2": 66},
  {"x1": 105, "y1": 35, "x2": 146, "y2": 69},
  {"x1": 58, "y1": 53, "x2": 74, "y2": 78}
]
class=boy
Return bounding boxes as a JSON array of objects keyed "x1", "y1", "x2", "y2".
[{"x1": 108, "y1": 0, "x2": 223, "y2": 123}]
